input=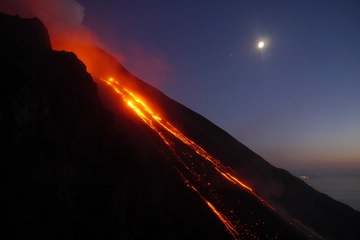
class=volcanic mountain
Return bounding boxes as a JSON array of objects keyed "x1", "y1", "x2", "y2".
[{"x1": 1, "y1": 13, "x2": 359, "y2": 239}]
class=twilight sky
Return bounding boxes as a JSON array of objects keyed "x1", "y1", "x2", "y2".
[{"x1": 4, "y1": 0, "x2": 360, "y2": 173}]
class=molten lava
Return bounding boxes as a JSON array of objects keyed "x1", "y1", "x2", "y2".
[
  {"x1": 99, "y1": 77, "x2": 322, "y2": 239},
  {"x1": 100, "y1": 78, "x2": 278, "y2": 238}
]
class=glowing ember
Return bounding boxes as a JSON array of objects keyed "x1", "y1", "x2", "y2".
[{"x1": 206, "y1": 201, "x2": 239, "y2": 238}]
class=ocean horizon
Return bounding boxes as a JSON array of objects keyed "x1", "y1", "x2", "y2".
[{"x1": 300, "y1": 176, "x2": 360, "y2": 212}]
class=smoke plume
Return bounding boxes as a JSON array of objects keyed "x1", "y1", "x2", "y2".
[
  {"x1": 0, "y1": 0, "x2": 168, "y2": 88},
  {"x1": 0, "y1": 0, "x2": 98, "y2": 48}
]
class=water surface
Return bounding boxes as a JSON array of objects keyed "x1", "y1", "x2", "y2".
[{"x1": 302, "y1": 176, "x2": 360, "y2": 211}]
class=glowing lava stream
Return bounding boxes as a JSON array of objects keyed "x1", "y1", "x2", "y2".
[
  {"x1": 100, "y1": 77, "x2": 275, "y2": 239},
  {"x1": 102, "y1": 78, "x2": 273, "y2": 207},
  {"x1": 175, "y1": 167, "x2": 240, "y2": 239}
]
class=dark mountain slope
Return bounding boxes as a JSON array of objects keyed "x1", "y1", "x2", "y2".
[
  {"x1": 1, "y1": 12, "x2": 360, "y2": 240},
  {"x1": 0, "y1": 12, "x2": 232, "y2": 239}
]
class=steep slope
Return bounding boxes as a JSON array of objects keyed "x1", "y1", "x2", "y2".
[{"x1": 1, "y1": 12, "x2": 360, "y2": 240}]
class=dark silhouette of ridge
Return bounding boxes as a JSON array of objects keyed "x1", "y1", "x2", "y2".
[{"x1": 1, "y1": 12, "x2": 359, "y2": 240}]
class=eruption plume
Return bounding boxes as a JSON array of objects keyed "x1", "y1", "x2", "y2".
[
  {"x1": 0, "y1": 0, "x2": 169, "y2": 86},
  {"x1": 0, "y1": 0, "x2": 98, "y2": 47}
]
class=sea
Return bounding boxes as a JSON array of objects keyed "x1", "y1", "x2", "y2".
[{"x1": 301, "y1": 176, "x2": 360, "y2": 212}]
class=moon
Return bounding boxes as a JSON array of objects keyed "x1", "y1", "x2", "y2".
[{"x1": 258, "y1": 41, "x2": 265, "y2": 48}]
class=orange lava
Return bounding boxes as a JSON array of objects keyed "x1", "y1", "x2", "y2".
[
  {"x1": 102, "y1": 78, "x2": 258, "y2": 191},
  {"x1": 99, "y1": 77, "x2": 282, "y2": 239},
  {"x1": 206, "y1": 200, "x2": 239, "y2": 239}
]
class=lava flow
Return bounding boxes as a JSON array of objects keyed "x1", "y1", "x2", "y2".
[
  {"x1": 99, "y1": 77, "x2": 320, "y2": 239},
  {"x1": 100, "y1": 77, "x2": 271, "y2": 238}
]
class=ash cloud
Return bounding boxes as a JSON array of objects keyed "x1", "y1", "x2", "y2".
[
  {"x1": 0, "y1": 0, "x2": 98, "y2": 47},
  {"x1": 0, "y1": 0, "x2": 168, "y2": 87}
]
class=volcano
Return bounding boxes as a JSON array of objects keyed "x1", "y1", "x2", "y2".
[{"x1": 1, "y1": 13, "x2": 359, "y2": 240}]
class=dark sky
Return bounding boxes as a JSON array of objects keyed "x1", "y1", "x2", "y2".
[{"x1": 5, "y1": 0, "x2": 359, "y2": 173}]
